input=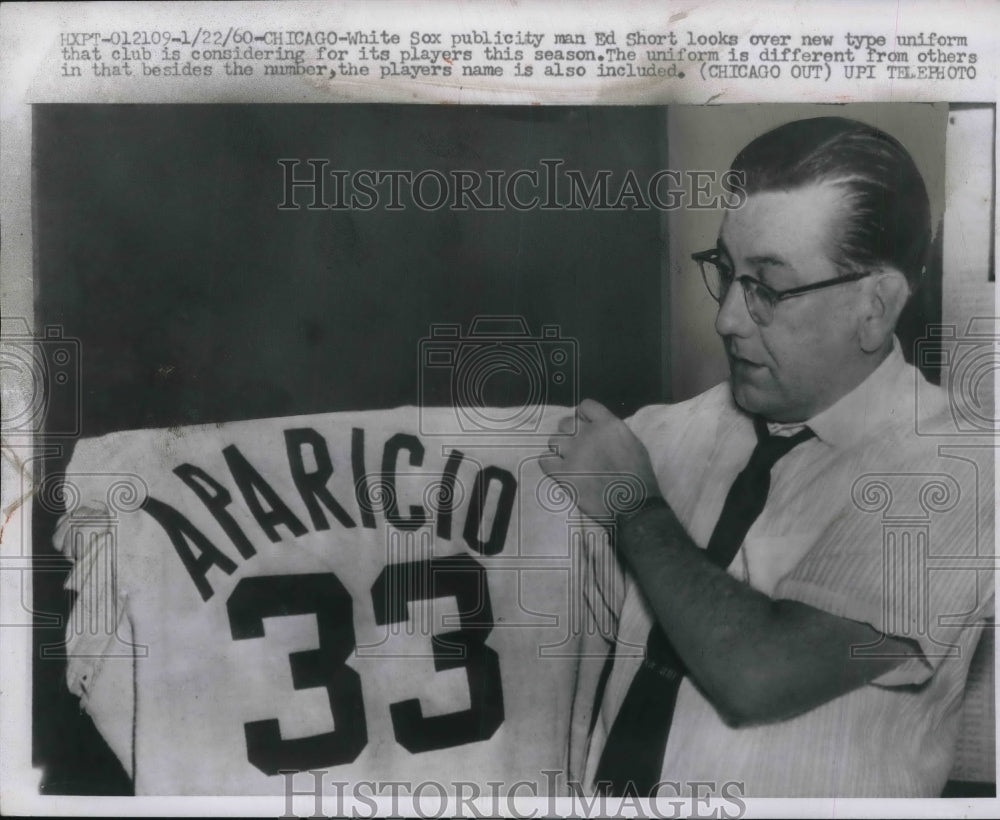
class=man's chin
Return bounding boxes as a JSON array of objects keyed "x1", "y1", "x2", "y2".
[
  {"x1": 730, "y1": 378, "x2": 753, "y2": 407},
  {"x1": 730, "y1": 379, "x2": 810, "y2": 423},
  {"x1": 729, "y1": 377, "x2": 773, "y2": 417}
]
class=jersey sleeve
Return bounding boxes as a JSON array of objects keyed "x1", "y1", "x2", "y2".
[
  {"x1": 56, "y1": 503, "x2": 136, "y2": 779},
  {"x1": 774, "y1": 452, "x2": 995, "y2": 688},
  {"x1": 577, "y1": 402, "x2": 678, "y2": 640}
]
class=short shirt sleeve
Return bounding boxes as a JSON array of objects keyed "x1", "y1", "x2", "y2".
[{"x1": 774, "y1": 449, "x2": 995, "y2": 687}]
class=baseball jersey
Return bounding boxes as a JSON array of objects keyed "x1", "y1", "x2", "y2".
[{"x1": 57, "y1": 406, "x2": 600, "y2": 795}]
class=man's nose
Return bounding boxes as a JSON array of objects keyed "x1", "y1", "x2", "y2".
[{"x1": 715, "y1": 282, "x2": 756, "y2": 337}]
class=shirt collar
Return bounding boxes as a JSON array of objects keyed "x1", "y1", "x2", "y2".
[{"x1": 801, "y1": 338, "x2": 911, "y2": 450}]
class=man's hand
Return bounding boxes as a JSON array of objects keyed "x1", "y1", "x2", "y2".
[{"x1": 542, "y1": 399, "x2": 661, "y2": 521}]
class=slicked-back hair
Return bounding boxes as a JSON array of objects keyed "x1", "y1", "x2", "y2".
[{"x1": 730, "y1": 117, "x2": 932, "y2": 289}]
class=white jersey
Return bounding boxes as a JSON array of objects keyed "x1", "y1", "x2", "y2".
[{"x1": 57, "y1": 406, "x2": 601, "y2": 795}]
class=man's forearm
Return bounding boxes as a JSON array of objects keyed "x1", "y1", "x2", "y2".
[{"x1": 616, "y1": 503, "x2": 913, "y2": 726}]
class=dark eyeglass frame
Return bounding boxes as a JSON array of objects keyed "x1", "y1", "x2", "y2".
[{"x1": 692, "y1": 248, "x2": 873, "y2": 325}]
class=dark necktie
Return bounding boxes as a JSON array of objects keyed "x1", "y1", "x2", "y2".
[{"x1": 593, "y1": 417, "x2": 815, "y2": 796}]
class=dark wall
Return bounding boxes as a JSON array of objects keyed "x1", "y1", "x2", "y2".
[
  {"x1": 35, "y1": 104, "x2": 666, "y2": 434},
  {"x1": 32, "y1": 103, "x2": 667, "y2": 793}
]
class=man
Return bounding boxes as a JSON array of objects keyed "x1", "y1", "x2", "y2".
[{"x1": 545, "y1": 117, "x2": 994, "y2": 797}]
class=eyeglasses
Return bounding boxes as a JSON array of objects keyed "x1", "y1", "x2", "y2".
[{"x1": 692, "y1": 248, "x2": 873, "y2": 326}]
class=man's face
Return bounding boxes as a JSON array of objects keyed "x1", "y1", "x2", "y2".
[{"x1": 715, "y1": 184, "x2": 868, "y2": 423}]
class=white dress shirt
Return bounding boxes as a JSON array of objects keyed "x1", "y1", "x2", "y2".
[{"x1": 574, "y1": 341, "x2": 995, "y2": 797}]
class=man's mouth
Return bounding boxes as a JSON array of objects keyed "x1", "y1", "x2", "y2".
[{"x1": 728, "y1": 352, "x2": 765, "y2": 370}]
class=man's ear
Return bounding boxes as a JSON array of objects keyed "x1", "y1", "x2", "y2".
[{"x1": 858, "y1": 268, "x2": 910, "y2": 353}]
